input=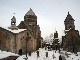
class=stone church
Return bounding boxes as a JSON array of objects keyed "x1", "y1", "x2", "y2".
[
  {"x1": 18, "y1": 8, "x2": 43, "y2": 50},
  {"x1": 62, "y1": 12, "x2": 80, "y2": 53},
  {"x1": 0, "y1": 8, "x2": 43, "y2": 54}
]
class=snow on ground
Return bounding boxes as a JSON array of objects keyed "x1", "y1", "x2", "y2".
[
  {"x1": 0, "y1": 50, "x2": 18, "y2": 59},
  {"x1": 17, "y1": 48, "x2": 80, "y2": 60},
  {"x1": 0, "y1": 48, "x2": 80, "y2": 60},
  {"x1": 60, "y1": 51, "x2": 80, "y2": 60},
  {"x1": 66, "y1": 53, "x2": 80, "y2": 60},
  {"x1": 16, "y1": 48, "x2": 60, "y2": 60}
]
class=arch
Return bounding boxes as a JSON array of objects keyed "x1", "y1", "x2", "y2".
[{"x1": 18, "y1": 49, "x2": 22, "y2": 55}]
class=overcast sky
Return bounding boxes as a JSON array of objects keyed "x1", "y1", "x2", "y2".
[{"x1": 0, "y1": 0, "x2": 80, "y2": 39}]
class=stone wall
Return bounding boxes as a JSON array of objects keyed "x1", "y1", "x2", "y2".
[
  {"x1": 0, "y1": 27, "x2": 15, "y2": 52},
  {"x1": 63, "y1": 29, "x2": 80, "y2": 53},
  {"x1": 0, "y1": 27, "x2": 7, "y2": 51},
  {"x1": 27, "y1": 38, "x2": 37, "y2": 52},
  {"x1": 16, "y1": 30, "x2": 27, "y2": 54},
  {"x1": 0, "y1": 27, "x2": 28, "y2": 54},
  {"x1": 5, "y1": 32, "x2": 15, "y2": 53}
]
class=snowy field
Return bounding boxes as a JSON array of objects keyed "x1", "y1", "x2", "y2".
[{"x1": 0, "y1": 48, "x2": 80, "y2": 60}]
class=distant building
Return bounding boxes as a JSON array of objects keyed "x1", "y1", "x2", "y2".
[
  {"x1": 62, "y1": 12, "x2": 80, "y2": 53},
  {"x1": 53, "y1": 30, "x2": 59, "y2": 50}
]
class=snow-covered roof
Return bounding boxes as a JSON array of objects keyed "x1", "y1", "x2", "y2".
[
  {"x1": 54, "y1": 38, "x2": 59, "y2": 39},
  {"x1": 2, "y1": 27, "x2": 26, "y2": 33},
  {"x1": 46, "y1": 43, "x2": 49, "y2": 44},
  {"x1": 65, "y1": 30, "x2": 69, "y2": 31},
  {"x1": 25, "y1": 8, "x2": 36, "y2": 16},
  {"x1": 8, "y1": 25, "x2": 18, "y2": 30}
]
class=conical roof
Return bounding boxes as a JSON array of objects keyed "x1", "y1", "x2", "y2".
[
  {"x1": 67, "y1": 12, "x2": 72, "y2": 18},
  {"x1": 65, "y1": 12, "x2": 74, "y2": 21},
  {"x1": 25, "y1": 8, "x2": 36, "y2": 16}
]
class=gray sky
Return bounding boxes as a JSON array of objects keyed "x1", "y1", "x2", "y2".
[{"x1": 0, "y1": 0, "x2": 80, "y2": 39}]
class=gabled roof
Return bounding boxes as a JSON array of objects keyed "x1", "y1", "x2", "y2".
[
  {"x1": 25, "y1": 8, "x2": 36, "y2": 16},
  {"x1": 18, "y1": 21, "x2": 27, "y2": 29}
]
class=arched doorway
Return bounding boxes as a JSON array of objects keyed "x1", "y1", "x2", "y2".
[{"x1": 18, "y1": 49, "x2": 22, "y2": 55}]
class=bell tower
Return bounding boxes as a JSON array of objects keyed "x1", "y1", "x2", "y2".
[
  {"x1": 24, "y1": 8, "x2": 37, "y2": 26},
  {"x1": 53, "y1": 30, "x2": 59, "y2": 50},
  {"x1": 64, "y1": 12, "x2": 75, "y2": 31},
  {"x1": 8, "y1": 13, "x2": 18, "y2": 30},
  {"x1": 11, "y1": 16, "x2": 16, "y2": 25},
  {"x1": 54, "y1": 31, "x2": 58, "y2": 38}
]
